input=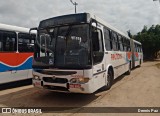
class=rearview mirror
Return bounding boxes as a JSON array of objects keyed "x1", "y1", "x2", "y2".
[
  {"x1": 91, "y1": 19, "x2": 98, "y2": 31},
  {"x1": 29, "y1": 27, "x2": 38, "y2": 35}
]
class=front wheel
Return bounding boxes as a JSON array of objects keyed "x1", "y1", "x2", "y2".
[{"x1": 103, "y1": 69, "x2": 113, "y2": 90}]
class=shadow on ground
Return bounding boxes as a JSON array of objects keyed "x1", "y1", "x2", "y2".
[
  {"x1": 0, "y1": 79, "x2": 32, "y2": 91},
  {"x1": 0, "y1": 86, "x2": 100, "y2": 112}
]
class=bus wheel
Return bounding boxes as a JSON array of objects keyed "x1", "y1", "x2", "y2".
[
  {"x1": 103, "y1": 69, "x2": 113, "y2": 90},
  {"x1": 126, "y1": 62, "x2": 131, "y2": 75},
  {"x1": 139, "y1": 59, "x2": 141, "y2": 67}
]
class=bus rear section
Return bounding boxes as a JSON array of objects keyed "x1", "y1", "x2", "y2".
[
  {"x1": 131, "y1": 39, "x2": 143, "y2": 68},
  {"x1": 0, "y1": 23, "x2": 36, "y2": 84}
]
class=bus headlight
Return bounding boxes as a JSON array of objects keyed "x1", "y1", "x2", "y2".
[
  {"x1": 33, "y1": 75, "x2": 41, "y2": 80},
  {"x1": 70, "y1": 78, "x2": 90, "y2": 84}
]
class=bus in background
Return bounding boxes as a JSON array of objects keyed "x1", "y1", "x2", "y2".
[
  {"x1": 0, "y1": 23, "x2": 36, "y2": 84},
  {"x1": 30, "y1": 13, "x2": 143, "y2": 94},
  {"x1": 130, "y1": 39, "x2": 143, "y2": 68}
]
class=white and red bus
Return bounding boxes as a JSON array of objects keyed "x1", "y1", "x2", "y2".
[
  {"x1": 131, "y1": 40, "x2": 143, "y2": 68},
  {"x1": 31, "y1": 13, "x2": 143, "y2": 94},
  {"x1": 0, "y1": 23, "x2": 36, "y2": 84}
]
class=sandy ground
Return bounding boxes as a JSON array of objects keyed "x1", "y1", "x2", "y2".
[{"x1": 0, "y1": 60, "x2": 160, "y2": 116}]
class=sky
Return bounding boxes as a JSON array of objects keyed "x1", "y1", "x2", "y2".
[{"x1": 0, "y1": 0, "x2": 160, "y2": 35}]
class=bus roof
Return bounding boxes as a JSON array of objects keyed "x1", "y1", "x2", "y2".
[
  {"x1": 40, "y1": 13, "x2": 130, "y2": 40},
  {"x1": 88, "y1": 13, "x2": 130, "y2": 39},
  {"x1": 133, "y1": 39, "x2": 142, "y2": 45},
  {"x1": 0, "y1": 23, "x2": 36, "y2": 34}
]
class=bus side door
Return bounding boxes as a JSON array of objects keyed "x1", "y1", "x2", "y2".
[{"x1": 92, "y1": 27, "x2": 106, "y2": 89}]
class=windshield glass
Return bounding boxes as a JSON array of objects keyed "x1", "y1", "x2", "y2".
[{"x1": 34, "y1": 24, "x2": 91, "y2": 69}]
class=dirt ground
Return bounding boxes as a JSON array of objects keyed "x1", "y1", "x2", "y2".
[{"x1": 0, "y1": 60, "x2": 160, "y2": 116}]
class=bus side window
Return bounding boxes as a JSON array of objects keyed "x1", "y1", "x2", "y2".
[
  {"x1": 115, "y1": 33, "x2": 119, "y2": 50},
  {"x1": 134, "y1": 43, "x2": 137, "y2": 52},
  {"x1": 118, "y1": 35, "x2": 124, "y2": 51},
  {"x1": 111, "y1": 32, "x2": 115, "y2": 50},
  {"x1": 111, "y1": 32, "x2": 118, "y2": 51},
  {"x1": 92, "y1": 27, "x2": 104, "y2": 64},
  {"x1": 140, "y1": 45, "x2": 142, "y2": 52},
  {"x1": 104, "y1": 27, "x2": 112, "y2": 50},
  {"x1": 126, "y1": 39, "x2": 130, "y2": 52},
  {"x1": 18, "y1": 33, "x2": 35, "y2": 52},
  {"x1": 0, "y1": 31, "x2": 17, "y2": 52},
  {"x1": 123, "y1": 38, "x2": 127, "y2": 51}
]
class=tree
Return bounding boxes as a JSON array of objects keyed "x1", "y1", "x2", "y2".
[{"x1": 133, "y1": 25, "x2": 160, "y2": 59}]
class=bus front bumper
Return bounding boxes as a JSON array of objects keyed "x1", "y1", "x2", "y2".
[{"x1": 32, "y1": 79, "x2": 93, "y2": 94}]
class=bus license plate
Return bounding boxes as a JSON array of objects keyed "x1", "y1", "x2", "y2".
[
  {"x1": 34, "y1": 82, "x2": 41, "y2": 86},
  {"x1": 69, "y1": 84, "x2": 81, "y2": 88}
]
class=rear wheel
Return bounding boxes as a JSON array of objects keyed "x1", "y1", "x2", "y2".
[
  {"x1": 139, "y1": 59, "x2": 141, "y2": 67},
  {"x1": 126, "y1": 62, "x2": 131, "y2": 75}
]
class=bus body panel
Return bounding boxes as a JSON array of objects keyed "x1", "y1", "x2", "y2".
[
  {"x1": 0, "y1": 53, "x2": 33, "y2": 84},
  {"x1": 132, "y1": 40, "x2": 143, "y2": 68},
  {"x1": 33, "y1": 69, "x2": 97, "y2": 93}
]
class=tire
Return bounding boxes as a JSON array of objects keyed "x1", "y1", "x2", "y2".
[
  {"x1": 103, "y1": 69, "x2": 113, "y2": 90},
  {"x1": 139, "y1": 60, "x2": 141, "y2": 67},
  {"x1": 126, "y1": 62, "x2": 131, "y2": 75}
]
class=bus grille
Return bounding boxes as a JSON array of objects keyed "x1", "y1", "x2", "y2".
[
  {"x1": 43, "y1": 85, "x2": 69, "y2": 92},
  {"x1": 44, "y1": 85, "x2": 69, "y2": 92},
  {"x1": 35, "y1": 70, "x2": 77, "y2": 75},
  {"x1": 43, "y1": 77, "x2": 68, "y2": 84}
]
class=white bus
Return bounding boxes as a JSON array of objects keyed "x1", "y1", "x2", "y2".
[
  {"x1": 131, "y1": 40, "x2": 143, "y2": 68},
  {"x1": 31, "y1": 13, "x2": 143, "y2": 94},
  {"x1": 0, "y1": 23, "x2": 36, "y2": 84}
]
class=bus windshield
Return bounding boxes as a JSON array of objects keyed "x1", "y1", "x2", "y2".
[{"x1": 34, "y1": 24, "x2": 91, "y2": 69}]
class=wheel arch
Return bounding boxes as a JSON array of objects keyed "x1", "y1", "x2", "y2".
[{"x1": 106, "y1": 64, "x2": 114, "y2": 79}]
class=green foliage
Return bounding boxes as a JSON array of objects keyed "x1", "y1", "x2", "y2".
[{"x1": 133, "y1": 25, "x2": 160, "y2": 59}]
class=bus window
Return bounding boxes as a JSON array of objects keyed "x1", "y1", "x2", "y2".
[
  {"x1": 140, "y1": 45, "x2": 142, "y2": 52},
  {"x1": 118, "y1": 35, "x2": 124, "y2": 51},
  {"x1": 92, "y1": 28, "x2": 104, "y2": 64},
  {"x1": 111, "y1": 32, "x2": 119, "y2": 51},
  {"x1": 126, "y1": 39, "x2": 131, "y2": 52},
  {"x1": 134, "y1": 43, "x2": 137, "y2": 52},
  {"x1": 18, "y1": 33, "x2": 35, "y2": 52},
  {"x1": 123, "y1": 38, "x2": 127, "y2": 51},
  {"x1": 104, "y1": 28, "x2": 112, "y2": 50},
  {"x1": 0, "y1": 30, "x2": 17, "y2": 52}
]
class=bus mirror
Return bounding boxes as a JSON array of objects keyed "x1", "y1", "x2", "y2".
[
  {"x1": 91, "y1": 19, "x2": 98, "y2": 30},
  {"x1": 29, "y1": 27, "x2": 38, "y2": 35},
  {"x1": 92, "y1": 22, "x2": 97, "y2": 27}
]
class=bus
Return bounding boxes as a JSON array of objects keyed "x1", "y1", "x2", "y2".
[
  {"x1": 0, "y1": 23, "x2": 36, "y2": 84},
  {"x1": 131, "y1": 40, "x2": 143, "y2": 68},
  {"x1": 30, "y1": 13, "x2": 143, "y2": 94}
]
